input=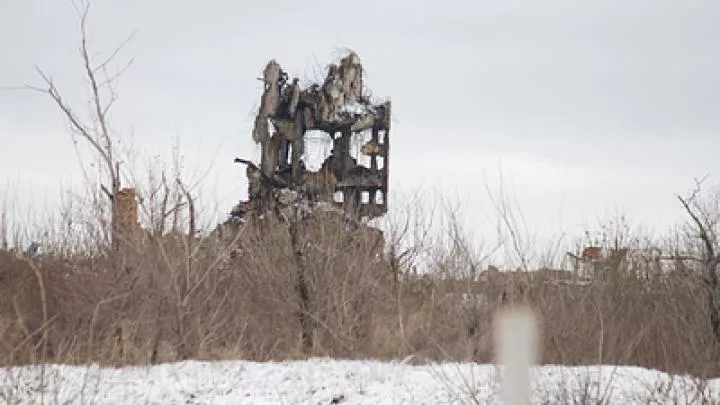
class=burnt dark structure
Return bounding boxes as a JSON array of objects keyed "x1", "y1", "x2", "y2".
[{"x1": 235, "y1": 52, "x2": 391, "y2": 220}]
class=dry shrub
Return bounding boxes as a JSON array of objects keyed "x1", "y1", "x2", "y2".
[
  {"x1": 0, "y1": 201, "x2": 719, "y2": 382},
  {"x1": 0, "y1": 250, "x2": 54, "y2": 364},
  {"x1": 530, "y1": 266, "x2": 720, "y2": 377},
  {"x1": 0, "y1": 208, "x2": 396, "y2": 366}
]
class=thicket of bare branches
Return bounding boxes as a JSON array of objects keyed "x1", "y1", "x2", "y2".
[
  {"x1": 2, "y1": 184, "x2": 720, "y2": 379},
  {"x1": 675, "y1": 176, "x2": 720, "y2": 345}
]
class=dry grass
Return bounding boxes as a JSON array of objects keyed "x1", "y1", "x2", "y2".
[{"x1": 0, "y1": 205, "x2": 718, "y2": 383}]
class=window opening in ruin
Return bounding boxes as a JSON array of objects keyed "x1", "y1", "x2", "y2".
[
  {"x1": 349, "y1": 129, "x2": 373, "y2": 168},
  {"x1": 377, "y1": 156, "x2": 384, "y2": 170},
  {"x1": 375, "y1": 191, "x2": 384, "y2": 205},
  {"x1": 285, "y1": 142, "x2": 293, "y2": 167},
  {"x1": 301, "y1": 130, "x2": 333, "y2": 172},
  {"x1": 361, "y1": 191, "x2": 370, "y2": 204},
  {"x1": 378, "y1": 130, "x2": 387, "y2": 145},
  {"x1": 333, "y1": 191, "x2": 344, "y2": 203}
]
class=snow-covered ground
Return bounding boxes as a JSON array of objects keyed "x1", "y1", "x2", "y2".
[{"x1": 1, "y1": 358, "x2": 718, "y2": 404}]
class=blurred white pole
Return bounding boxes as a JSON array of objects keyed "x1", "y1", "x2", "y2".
[{"x1": 495, "y1": 306, "x2": 538, "y2": 405}]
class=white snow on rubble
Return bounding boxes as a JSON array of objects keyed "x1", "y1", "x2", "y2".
[
  {"x1": 340, "y1": 101, "x2": 374, "y2": 116},
  {"x1": 0, "y1": 358, "x2": 718, "y2": 404}
]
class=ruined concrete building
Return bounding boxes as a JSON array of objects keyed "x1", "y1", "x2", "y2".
[{"x1": 233, "y1": 52, "x2": 391, "y2": 221}]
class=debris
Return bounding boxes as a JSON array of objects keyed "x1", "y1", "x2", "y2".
[
  {"x1": 230, "y1": 201, "x2": 252, "y2": 224},
  {"x1": 330, "y1": 394, "x2": 346, "y2": 404},
  {"x1": 360, "y1": 139, "x2": 385, "y2": 156},
  {"x1": 276, "y1": 188, "x2": 299, "y2": 205},
  {"x1": 25, "y1": 242, "x2": 40, "y2": 258}
]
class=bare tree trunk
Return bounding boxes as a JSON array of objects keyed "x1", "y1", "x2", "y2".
[
  {"x1": 287, "y1": 209, "x2": 313, "y2": 354},
  {"x1": 677, "y1": 183, "x2": 720, "y2": 344},
  {"x1": 110, "y1": 162, "x2": 122, "y2": 270}
]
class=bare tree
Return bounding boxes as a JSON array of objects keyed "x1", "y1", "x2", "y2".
[
  {"x1": 25, "y1": 0, "x2": 136, "y2": 265},
  {"x1": 676, "y1": 175, "x2": 720, "y2": 343},
  {"x1": 484, "y1": 171, "x2": 534, "y2": 272}
]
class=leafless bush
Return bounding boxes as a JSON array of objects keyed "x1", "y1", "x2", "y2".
[
  {"x1": 636, "y1": 373, "x2": 720, "y2": 404},
  {"x1": 533, "y1": 367, "x2": 615, "y2": 405}
]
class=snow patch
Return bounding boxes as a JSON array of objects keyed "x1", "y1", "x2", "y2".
[
  {"x1": 340, "y1": 101, "x2": 374, "y2": 116},
  {"x1": 0, "y1": 359, "x2": 717, "y2": 404}
]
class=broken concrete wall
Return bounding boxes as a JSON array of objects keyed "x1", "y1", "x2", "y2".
[
  {"x1": 235, "y1": 51, "x2": 391, "y2": 222},
  {"x1": 252, "y1": 60, "x2": 282, "y2": 144},
  {"x1": 338, "y1": 52, "x2": 363, "y2": 103}
]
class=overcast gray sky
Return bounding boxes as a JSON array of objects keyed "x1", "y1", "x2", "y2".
[{"x1": 1, "y1": 0, "x2": 719, "y2": 251}]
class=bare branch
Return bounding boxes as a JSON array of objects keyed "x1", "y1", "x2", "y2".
[
  {"x1": 98, "y1": 57, "x2": 135, "y2": 91},
  {"x1": 30, "y1": 66, "x2": 112, "y2": 166},
  {"x1": 177, "y1": 179, "x2": 196, "y2": 239},
  {"x1": 485, "y1": 172, "x2": 530, "y2": 271},
  {"x1": 83, "y1": 39, "x2": 115, "y2": 181},
  {"x1": 92, "y1": 31, "x2": 138, "y2": 75},
  {"x1": 677, "y1": 194, "x2": 716, "y2": 265},
  {"x1": 100, "y1": 184, "x2": 113, "y2": 200}
]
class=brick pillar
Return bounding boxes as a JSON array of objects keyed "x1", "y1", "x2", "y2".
[{"x1": 116, "y1": 188, "x2": 139, "y2": 231}]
